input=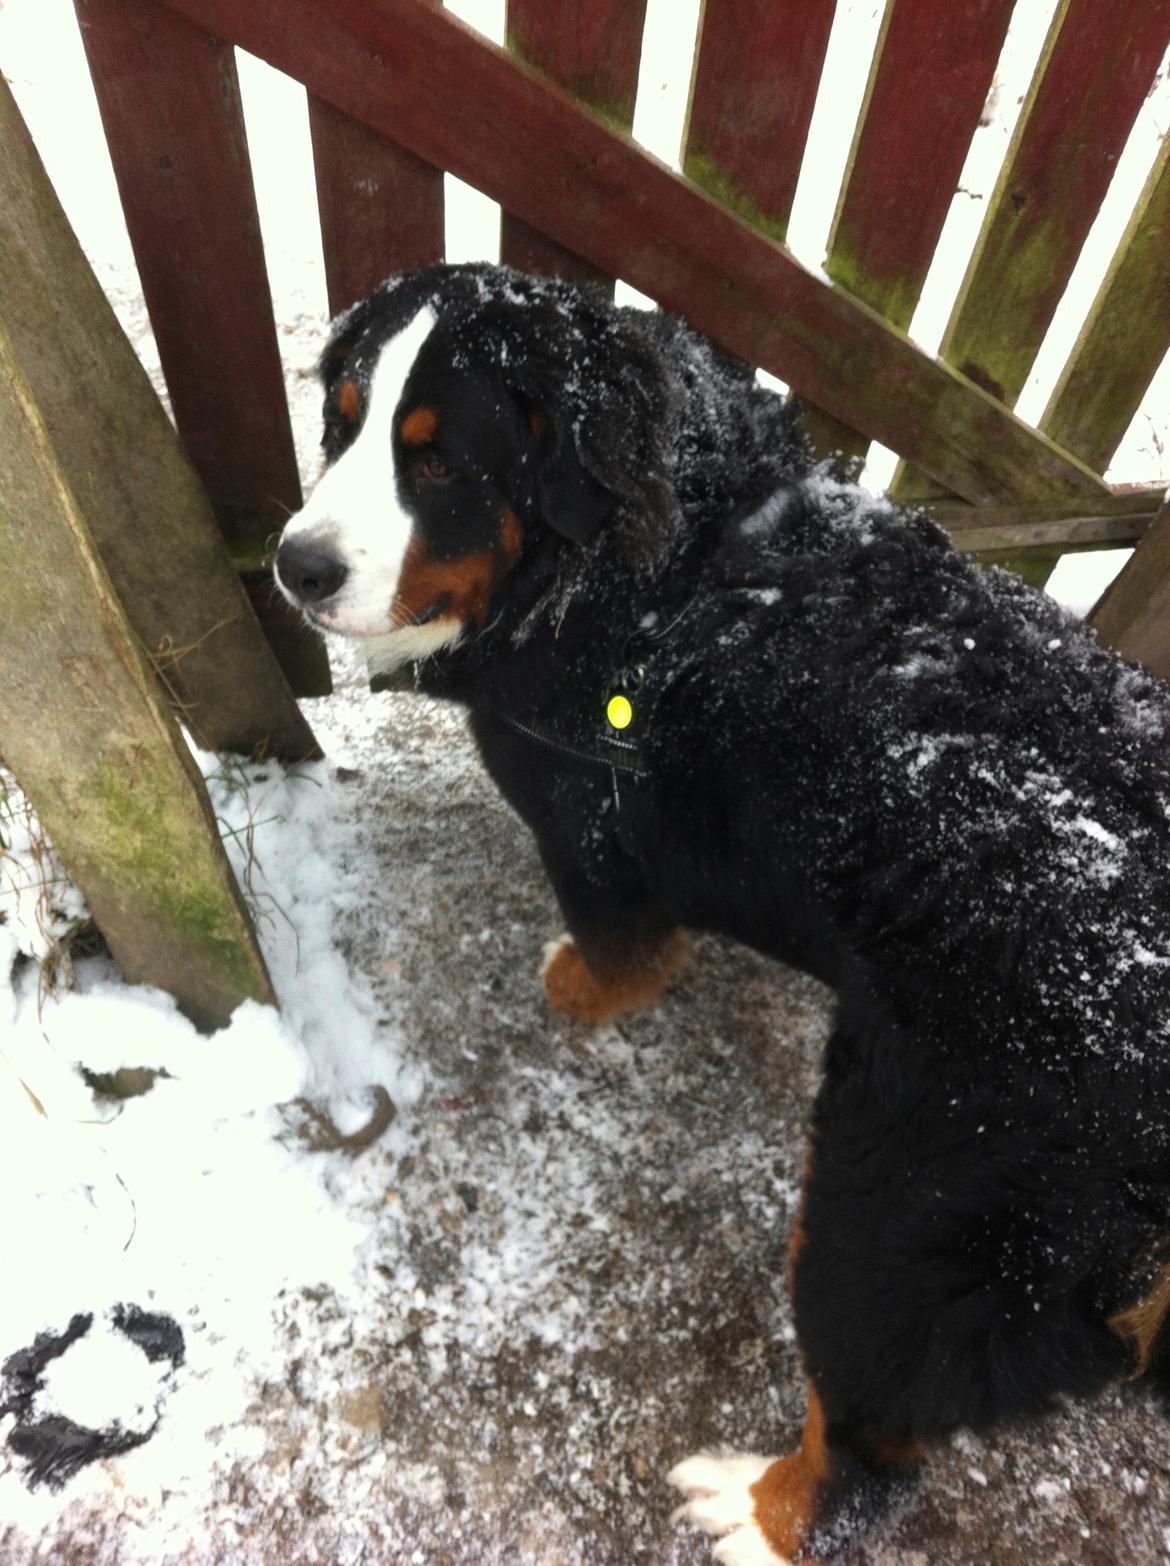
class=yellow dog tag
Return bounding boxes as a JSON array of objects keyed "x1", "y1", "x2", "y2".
[{"x1": 606, "y1": 694, "x2": 634, "y2": 731}]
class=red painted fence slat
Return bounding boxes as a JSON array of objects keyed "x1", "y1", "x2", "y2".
[
  {"x1": 682, "y1": 0, "x2": 836, "y2": 241},
  {"x1": 682, "y1": 0, "x2": 845, "y2": 466},
  {"x1": 74, "y1": 0, "x2": 302, "y2": 558},
  {"x1": 1041, "y1": 136, "x2": 1170, "y2": 475},
  {"x1": 308, "y1": 95, "x2": 445, "y2": 319},
  {"x1": 150, "y1": 0, "x2": 1109, "y2": 506},
  {"x1": 935, "y1": 0, "x2": 1170, "y2": 409},
  {"x1": 805, "y1": 0, "x2": 1014, "y2": 474},
  {"x1": 501, "y1": 0, "x2": 647, "y2": 290},
  {"x1": 827, "y1": 0, "x2": 1016, "y2": 332},
  {"x1": 75, "y1": 0, "x2": 330, "y2": 695},
  {"x1": 498, "y1": 217, "x2": 613, "y2": 292},
  {"x1": 507, "y1": 0, "x2": 646, "y2": 123}
]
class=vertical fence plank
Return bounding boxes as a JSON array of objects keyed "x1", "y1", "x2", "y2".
[
  {"x1": 683, "y1": 0, "x2": 835, "y2": 241},
  {"x1": 74, "y1": 0, "x2": 330, "y2": 695},
  {"x1": 308, "y1": 96, "x2": 445, "y2": 318},
  {"x1": 1041, "y1": 138, "x2": 1170, "y2": 476},
  {"x1": 933, "y1": 0, "x2": 1170, "y2": 410},
  {"x1": 813, "y1": 0, "x2": 1016, "y2": 469},
  {"x1": 0, "y1": 74, "x2": 318, "y2": 762},
  {"x1": 894, "y1": 0, "x2": 1170, "y2": 507},
  {"x1": 684, "y1": 0, "x2": 847, "y2": 465},
  {"x1": 74, "y1": 0, "x2": 298, "y2": 551},
  {"x1": 1090, "y1": 497, "x2": 1170, "y2": 680},
  {"x1": 502, "y1": 0, "x2": 647, "y2": 292},
  {"x1": 827, "y1": 0, "x2": 1015, "y2": 333},
  {"x1": 0, "y1": 320, "x2": 276, "y2": 1032}
]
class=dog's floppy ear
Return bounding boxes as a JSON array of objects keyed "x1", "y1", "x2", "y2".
[
  {"x1": 460, "y1": 292, "x2": 681, "y2": 556},
  {"x1": 520, "y1": 398, "x2": 617, "y2": 544}
]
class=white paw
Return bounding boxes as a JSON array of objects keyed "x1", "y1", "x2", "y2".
[
  {"x1": 713, "y1": 1528, "x2": 792, "y2": 1566},
  {"x1": 540, "y1": 933, "x2": 573, "y2": 977},
  {"x1": 668, "y1": 1451, "x2": 790, "y2": 1564}
]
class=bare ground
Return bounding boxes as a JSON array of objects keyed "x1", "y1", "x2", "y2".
[{"x1": 216, "y1": 687, "x2": 1170, "y2": 1566}]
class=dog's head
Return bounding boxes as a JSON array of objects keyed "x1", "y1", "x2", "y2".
[{"x1": 275, "y1": 265, "x2": 678, "y2": 671}]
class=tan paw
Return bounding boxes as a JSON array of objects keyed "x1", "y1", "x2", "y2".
[
  {"x1": 540, "y1": 930, "x2": 690, "y2": 1023},
  {"x1": 541, "y1": 935, "x2": 617, "y2": 1024}
]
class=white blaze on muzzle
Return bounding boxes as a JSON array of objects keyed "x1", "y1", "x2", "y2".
[{"x1": 275, "y1": 305, "x2": 446, "y2": 652}]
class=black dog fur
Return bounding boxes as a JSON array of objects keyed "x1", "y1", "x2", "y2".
[{"x1": 279, "y1": 263, "x2": 1170, "y2": 1557}]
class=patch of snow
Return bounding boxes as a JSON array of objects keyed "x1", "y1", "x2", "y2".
[
  {"x1": 0, "y1": 721, "x2": 423, "y2": 1539},
  {"x1": 35, "y1": 1317, "x2": 168, "y2": 1437}
]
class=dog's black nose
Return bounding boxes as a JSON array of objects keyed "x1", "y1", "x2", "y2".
[{"x1": 276, "y1": 539, "x2": 348, "y2": 605}]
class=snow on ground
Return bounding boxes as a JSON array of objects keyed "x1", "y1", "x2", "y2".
[
  {"x1": 0, "y1": 665, "x2": 822, "y2": 1565},
  {"x1": 0, "y1": 689, "x2": 421, "y2": 1550}
]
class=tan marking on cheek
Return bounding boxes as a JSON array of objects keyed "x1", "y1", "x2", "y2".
[
  {"x1": 400, "y1": 405, "x2": 439, "y2": 446},
  {"x1": 528, "y1": 408, "x2": 548, "y2": 440},
  {"x1": 338, "y1": 379, "x2": 360, "y2": 423},
  {"x1": 392, "y1": 537, "x2": 496, "y2": 629}
]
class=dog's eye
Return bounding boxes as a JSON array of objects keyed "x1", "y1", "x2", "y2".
[{"x1": 419, "y1": 456, "x2": 450, "y2": 482}]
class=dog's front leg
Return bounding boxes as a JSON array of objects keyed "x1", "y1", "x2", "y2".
[
  {"x1": 535, "y1": 846, "x2": 689, "y2": 1025},
  {"x1": 542, "y1": 927, "x2": 691, "y2": 1024}
]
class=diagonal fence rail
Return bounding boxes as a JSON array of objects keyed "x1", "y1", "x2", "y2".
[{"x1": 50, "y1": 0, "x2": 1170, "y2": 645}]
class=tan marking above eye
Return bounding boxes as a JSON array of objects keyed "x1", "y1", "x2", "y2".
[
  {"x1": 338, "y1": 379, "x2": 360, "y2": 423},
  {"x1": 400, "y1": 405, "x2": 439, "y2": 446},
  {"x1": 528, "y1": 408, "x2": 548, "y2": 440}
]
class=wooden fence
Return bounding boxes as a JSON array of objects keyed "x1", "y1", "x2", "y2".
[
  {"x1": 69, "y1": 0, "x2": 1170, "y2": 623},
  {"x1": 2, "y1": 0, "x2": 1169, "y2": 1023}
]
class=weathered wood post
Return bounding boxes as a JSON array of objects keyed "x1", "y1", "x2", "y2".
[
  {"x1": 1090, "y1": 498, "x2": 1170, "y2": 684},
  {"x1": 0, "y1": 72, "x2": 319, "y2": 762},
  {"x1": 0, "y1": 320, "x2": 276, "y2": 1031}
]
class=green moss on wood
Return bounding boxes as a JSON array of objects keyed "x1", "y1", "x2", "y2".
[
  {"x1": 825, "y1": 241, "x2": 920, "y2": 336},
  {"x1": 87, "y1": 757, "x2": 269, "y2": 1000},
  {"x1": 682, "y1": 146, "x2": 790, "y2": 245},
  {"x1": 1041, "y1": 146, "x2": 1170, "y2": 471},
  {"x1": 504, "y1": 35, "x2": 634, "y2": 134},
  {"x1": 946, "y1": 215, "x2": 1082, "y2": 407}
]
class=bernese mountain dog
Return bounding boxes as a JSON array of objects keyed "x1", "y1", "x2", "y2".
[{"x1": 275, "y1": 262, "x2": 1170, "y2": 1562}]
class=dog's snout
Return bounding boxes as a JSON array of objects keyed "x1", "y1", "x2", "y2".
[{"x1": 275, "y1": 538, "x2": 348, "y2": 605}]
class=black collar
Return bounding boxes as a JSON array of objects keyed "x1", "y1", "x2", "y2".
[
  {"x1": 493, "y1": 704, "x2": 647, "y2": 776},
  {"x1": 489, "y1": 594, "x2": 698, "y2": 784}
]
